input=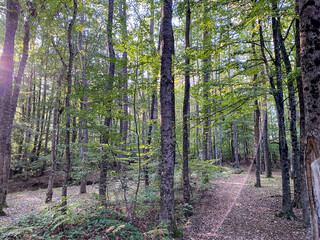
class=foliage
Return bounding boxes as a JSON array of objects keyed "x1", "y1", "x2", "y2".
[{"x1": 0, "y1": 207, "x2": 143, "y2": 240}]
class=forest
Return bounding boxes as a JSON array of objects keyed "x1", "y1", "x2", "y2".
[{"x1": 1, "y1": 0, "x2": 320, "y2": 239}]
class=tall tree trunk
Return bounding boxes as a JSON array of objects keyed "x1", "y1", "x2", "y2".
[
  {"x1": 145, "y1": 3, "x2": 159, "y2": 185},
  {"x1": 214, "y1": 126, "x2": 218, "y2": 160},
  {"x1": 22, "y1": 74, "x2": 33, "y2": 177},
  {"x1": 40, "y1": 104, "x2": 52, "y2": 176},
  {"x1": 37, "y1": 76, "x2": 47, "y2": 158},
  {"x1": 0, "y1": 0, "x2": 20, "y2": 215},
  {"x1": 78, "y1": 7, "x2": 89, "y2": 194},
  {"x1": 196, "y1": 100, "x2": 200, "y2": 158},
  {"x1": 119, "y1": 0, "x2": 128, "y2": 146},
  {"x1": 118, "y1": 0, "x2": 128, "y2": 177},
  {"x1": 271, "y1": 5, "x2": 292, "y2": 218},
  {"x1": 263, "y1": 107, "x2": 272, "y2": 178},
  {"x1": 46, "y1": 70, "x2": 64, "y2": 203},
  {"x1": 233, "y1": 117, "x2": 239, "y2": 168},
  {"x1": 159, "y1": 0, "x2": 176, "y2": 232},
  {"x1": 219, "y1": 117, "x2": 222, "y2": 166},
  {"x1": 299, "y1": 0, "x2": 320, "y2": 237},
  {"x1": 182, "y1": 0, "x2": 191, "y2": 209},
  {"x1": 295, "y1": 0, "x2": 311, "y2": 228},
  {"x1": 61, "y1": 0, "x2": 77, "y2": 209},
  {"x1": 254, "y1": 98, "x2": 261, "y2": 187},
  {"x1": 32, "y1": 78, "x2": 42, "y2": 163},
  {"x1": 72, "y1": 115, "x2": 77, "y2": 143},
  {"x1": 202, "y1": 0, "x2": 211, "y2": 169},
  {"x1": 259, "y1": 12, "x2": 292, "y2": 217},
  {"x1": 277, "y1": 19, "x2": 301, "y2": 208},
  {"x1": 99, "y1": 0, "x2": 115, "y2": 204}
]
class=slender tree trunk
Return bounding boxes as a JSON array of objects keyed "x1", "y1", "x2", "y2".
[
  {"x1": 22, "y1": 74, "x2": 33, "y2": 177},
  {"x1": 78, "y1": 8, "x2": 89, "y2": 194},
  {"x1": 118, "y1": 0, "x2": 128, "y2": 175},
  {"x1": 61, "y1": 0, "x2": 77, "y2": 209},
  {"x1": 119, "y1": 0, "x2": 128, "y2": 146},
  {"x1": 196, "y1": 100, "x2": 200, "y2": 158},
  {"x1": 31, "y1": 79, "x2": 42, "y2": 163},
  {"x1": 202, "y1": 1, "x2": 211, "y2": 170},
  {"x1": 295, "y1": 0, "x2": 311, "y2": 228},
  {"x1": 263, "y1": 108, "x2": 272, "y2": 178},
  {"x1": 99, "y1": 0, "x2": 115, "y2": 204},
  {"x1": 271, "y1": 6, "x2": 292, "y2": 218},
  {"x1": 254, "y1": 98, "x2": 261, "y2": 187},
  {"x1": 72, "y1": 115, "x2": 77, "y2": 143},
  {"x1": 299, "y1": 0, "x2": 320, "y2": 236},
  {"x1": 159, "y1": 0, "x2": 176, "y2": 232},
  {"x1": 144, "y1": 3, "x2": 159, "y2": 187},
  {"x1": 37, "y1": 76, "x2": 47, "y2": 158},
  {"x1": 259, "y1": 13, "x2": 292, "y2": 217},
  {"x1": 40, "y1": 104, "x2": 52, "y2": 176},
  {"x1": 219, "y1": 117, "x2": 222, "y2": 166},
  {"x1": 277, "y1": 19, "x2": 301, "y2": 207},
  {"x1": 182, "y1": 0, "x2": 191, "y2": 209},
  {"x1": 46, "y1": 70, "x2": 64, "y2": 203},
  {"x1": 233, "y1": 117, "x2": 240, "y2": 168},
  {"x1": 214, "y1": 126, "x2": 218, "y2": 160}
]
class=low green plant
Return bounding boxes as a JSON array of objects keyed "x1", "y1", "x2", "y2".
[{"x1": 0, "y1": 206, "x2": 144, "y2": 240}]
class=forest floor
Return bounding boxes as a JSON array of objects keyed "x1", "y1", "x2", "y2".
[
  {"x1": 0, "y1": 165, "x2": 313, "y2": 240},
  {"x1": 183, "y1": 165, "x2": 312, "y2": 240}
]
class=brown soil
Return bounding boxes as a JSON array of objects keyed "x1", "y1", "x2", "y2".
[
  {"x1": 0, "y1": 184, "x2": 99, "y2": 226},
  {"x1": 184, "y1": 166, "x2": 312, "y2": 240},
  {"x1": 8, "y1": 172, "x2": 99, "y2": 193},
  {"x1": 7, "y1": 173, "x2": 64, "y2": 193}
]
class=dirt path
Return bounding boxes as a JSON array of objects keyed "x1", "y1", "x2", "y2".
[
  {"x1": 184, "y1": 168, "x2": 312, "y2": 240},
  {"x1": 0, "y1": 168, "x2": 313, "y2": 240}
]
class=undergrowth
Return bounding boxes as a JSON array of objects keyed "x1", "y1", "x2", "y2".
[
  {"x1": 0, "y1": 206, "x2": 145, "y2": 240},
  {"x1": 0, "y1": 164, "x2": 232, "y2": 240}
]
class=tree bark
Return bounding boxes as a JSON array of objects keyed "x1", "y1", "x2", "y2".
[
  {"x1": 31, "y1": 78, "x2": 42, "y2": 163},
  {"x1": 0, "y1": 0, "x2": 20, "y2": 215},
  {"x1": 159, "y1": 0, "x2": 176, "y2": 232},
  {"x1": 254, "y1": 98, "x2": 261, "y2": 187},
  {"x1": 277, "y1": 18, "x2": 301, "y2": 208},
  {"x1": 182, "y1": 0, "x2": 191, "y2": 209},
  {"x1": 37, "y1": 76, "x2": 47, "y2": 160},
  {"x1": 263, "y1": 107, "x2": 272, "y2": 178},
  {"x1": 202, "y1": 0, "x2": 211, "y2": 169},
  {"x1": 259, "y1": 11, "x2": 292, "y2": 217},
  {"x1": 295, "y1": 0, "x2": 311, "y2": 228},
  {"x1": 233, "y1": 116, "x2": 240, "y2": 168},
  {"x1": 219, "y1": 117, "x2": 222, "y2": 166},
  {"x1": 119, "y1": 0, "x2": 128, "y2": 146},
  {"x1": 46, "y1": 70, "x2": 64, "y2": 203},
  {"x1": 61, "y1": 0, "x2": 77, "y2": 210},
  {"x1": 271, "y1": 5, "x2": 292, "y2": 218},
  {"x1": 77, "y1": 7, "x2": 89, "y2": 194},
  {"x1": 299, "y1": 0, "x2": 320, "y2": 236},
  {"x1": 99, "y1": 0, "x2": 115, "y2": 204},
  {"x1": 21, "y1": 73, "x2": 33, "y2": 177}
]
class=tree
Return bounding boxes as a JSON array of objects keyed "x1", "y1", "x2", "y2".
[
  {"x1": 99, "y1": 0, "x2": 115, "y2": 205},
  {"x1": 61, "y1": 0, "x2": 78, "y2": 209},
  {"x1": 295, "y1": 0, "x2": 311, "y2": 228},
  {"x1": 182, "y1": 0, "x2": 191, "y2": 211},
  {"x1": 299, "y1": 0, "x2": 320, "y2": 237},
  {"x1": 0, "y1": 0, "x2": 30, "y2": 215},
  {"x1": 159, "y1": 0, "x2": 176, "y2": 232},
  {"x1": 258, "y1": 6, "x2": 292, "y2": 217}
]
